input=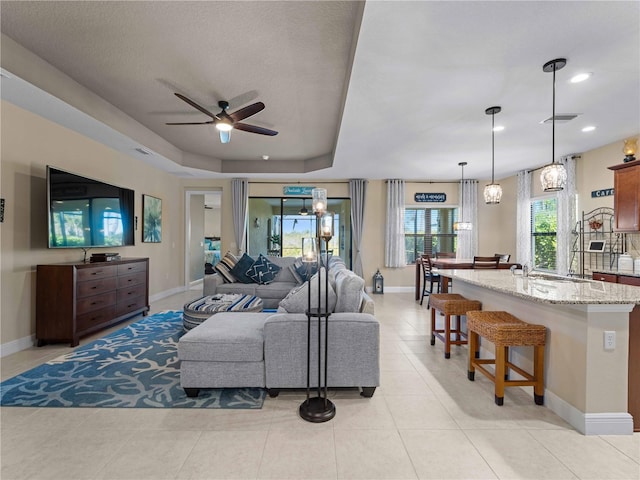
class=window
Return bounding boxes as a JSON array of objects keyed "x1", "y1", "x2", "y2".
[
  {"x1": 247, "y1": 197, "x2": 351, "y2": 267},
  {"x1": 531, "y1": 197, "x2": 557, "y2": 271},
  {"x1": 404, "y1": 208, "x2": 457, "y2": 264}
]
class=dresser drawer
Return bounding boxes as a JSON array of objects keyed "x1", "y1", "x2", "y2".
[
  {"x1": 116, "y1": 295, "x2": 147, "y2": 316},
  {"x1": 619, "y1": 275, "x2": 640, "y2": 286},
  {"x1": 117, "y1": 271, "x2": 146, "y2": 289},
  {"x1": 592, "y1": 272, "x2": 618, "y2": 283},
  {"x1": 76, "y1": 291, "x2": 117, "y2": 315},
  {"x1": 77, "y1": 265, "x2": 117, "y2": 282},
  {"x1": 77, "y1": 276, "x2": 117, "y2": 298},
  {"x1": 117, "y1": 284, "x2": 146, "y2": 303},
  {"x1": 76, "y1": 305, "x2": 116, "y2": 332},
  {"x1": 118, "y1": 262, "x2": 147, "y2": 276}
]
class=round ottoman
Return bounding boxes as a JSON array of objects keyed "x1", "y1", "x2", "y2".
[{"x1": 182, "y1": 293, "x2": 264, "y2": 331}]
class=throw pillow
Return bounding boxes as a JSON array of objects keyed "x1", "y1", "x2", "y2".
[
  {"x1": 295, "y1": 261, "x2": 318, "y2": 282},
  {"x1": 289, "y1": 257, "x2": 305, "y2": 284},
  {"x1": 278, "y1": 267, "x2": 337, "y2": 313},
  {"x1": 247, "y1": 254, "x2": 282, "y2": 285},
  {"x1": 213, "y1": 251, "x2": 238, "y2": 283},
  {"x1": 230, "y1": 253, "x2": 255, "y2": 284}
]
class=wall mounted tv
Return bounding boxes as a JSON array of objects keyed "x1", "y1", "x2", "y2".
[{"x1": 47, "y1": 166, "x2": 135, "y2": 248}]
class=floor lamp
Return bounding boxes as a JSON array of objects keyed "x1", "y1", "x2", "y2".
[{"x1": 299, "y1": 188, "x2": 336, "y2": 423}]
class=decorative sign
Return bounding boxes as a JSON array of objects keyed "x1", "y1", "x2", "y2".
[
  {"x1": 414, "y1": 192, "x2": 447, "y2": 203},
  {"x1": 591, "y1": 188, "x2": 614, "y2": 198},
  {"x1": 283, "y1": 186, "x2": 314, "y2": 196}
]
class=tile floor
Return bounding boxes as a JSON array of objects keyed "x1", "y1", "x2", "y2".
[{"x1": 1, "y1": 290, "x2": 638, "y2": 480}]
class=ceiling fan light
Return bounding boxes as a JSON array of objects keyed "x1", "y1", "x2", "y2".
[
  {"x1": 540, "y1": 162, "x2": 567, "y2": 192},
  {"x1": 216, "y1": 122, "x2": 233, "y2": 132},
  {"x1": 483, "y1": 183, "x2": 503, "y2": 204}
]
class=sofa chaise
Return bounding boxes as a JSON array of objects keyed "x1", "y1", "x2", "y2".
[{"x1": 178, "y1": 256, "x2": 379, "y2": 397}]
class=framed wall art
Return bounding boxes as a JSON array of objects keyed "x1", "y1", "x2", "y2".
[{"x1": 142, "y1": 194, "x2": 162, "y2": 243}]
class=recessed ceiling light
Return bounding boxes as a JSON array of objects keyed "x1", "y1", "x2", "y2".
[
  {"x1": 262, "y1": 155, "x2": 269, "y2": 160},
  {"x1": 493, "y1": 125, "x2": 505, "y2": 132},
  {"x1": 570, "y1": 73, "x2": 591, "y2": 83},
  {"x1": 582, "y1": 126, "x2": 596, "y2": 132}
]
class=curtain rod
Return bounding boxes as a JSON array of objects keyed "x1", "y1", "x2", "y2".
[
  {"x1": 249, "y1": 180, "x2": 348, "y2": 184},
  {"x1": 385, "y1": 180, "x2": 476, "y2": 184}
]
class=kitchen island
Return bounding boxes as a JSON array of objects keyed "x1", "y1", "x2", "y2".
[{"x1": 436, "y1": 269, "x2": 640, "y2": 435}]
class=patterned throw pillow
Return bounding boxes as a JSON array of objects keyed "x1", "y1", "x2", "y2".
[
  {"x1": 213, "y1": 251, "x2": 238, "y2": 283},
  {"x1": 289, "y1": 257, "x2": 317, "y2": 284},
  {"x1": 247, "y1": 254, "x2": 282, "y2": 285},
  {"x1": 230, "y1": 253, "x2": 255, "y2": 284}
]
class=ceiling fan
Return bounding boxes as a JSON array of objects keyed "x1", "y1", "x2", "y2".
[{"x1": 166, "y1": 93, "x2": 278, "y2": 144}]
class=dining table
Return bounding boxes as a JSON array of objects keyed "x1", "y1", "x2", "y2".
[{"x1": 414, "y1": 256, "x2": 521, "y2": 299}]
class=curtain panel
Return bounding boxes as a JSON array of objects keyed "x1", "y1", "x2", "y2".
[
  {"x1": 385, "y1": 179, "x2": 406, "y2": 268},
  {"x1": 231, "y1": 178, "x2": 249, "y2": 254},
  {"x1": 456, "y1": 179, "x2": 478, "y2": 260},
  {"x1": 516, "y1": 170, "x2": 532, "y2": 266},
  {"x1": 349, "y1": 179, "x2": 367, "y2": 277},
  {"x1": 556, "y1": 156, "x2": 577, "y2": 275}
]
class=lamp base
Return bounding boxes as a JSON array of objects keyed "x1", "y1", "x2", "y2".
[{"x1": 299, "y1": 397, "x2": 336, "y2": 423}]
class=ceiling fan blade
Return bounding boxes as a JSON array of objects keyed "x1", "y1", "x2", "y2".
[
  {"x1": 219, "y1": 130, "x2": 231, "y2": 144},
  {"x1": 234, "y1": 122, "x2": 278, "y2": 136},
  {"x1": 228, "y1": 102, "x2": 265, "y2": 122},
  {"x1": 166, "y1": 121, "x2": 214, "y2": 125},
  {"x1": 174, "y1": 93, "x2": 220, "y2": 120}
]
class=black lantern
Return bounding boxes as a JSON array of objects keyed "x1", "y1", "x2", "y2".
[{"x1": 373, "y1": 269, "x2": 384, "y2": 294}]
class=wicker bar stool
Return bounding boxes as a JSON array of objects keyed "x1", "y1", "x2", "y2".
[
  {"x1": 429, "y1": 293, "x2": 482, "y2": 359},
  {"x1": 466, "y1": 310, "x2": 546, "y2": 406}
]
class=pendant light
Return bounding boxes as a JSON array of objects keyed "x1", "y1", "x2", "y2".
[
  {"x1": 540, "y1": 58, "x2": 568, "y2": 192},
  {"x1": 454, "y1": 161, "x2": 472, "y2": 231},
  {"x1": 299, "y1": 198, "x2": 309, "y2": 216},
  {"x1": 484, "y1": 106, "x2": 503, "y2": 204}
]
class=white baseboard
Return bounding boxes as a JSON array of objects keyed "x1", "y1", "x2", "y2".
[
  {"x1": 365, "y1": 286, "x2": 413, "y2": 294},
  {"x1": 0, "y1": 334, "x2": 36, "y2": 358},
  {"x1": 149, "y1": 285, "x2": 188, "y2": 303},
  {"x1": 2, "y1": 286, "x2": 190, "y2": 358},
  {"x1": 538, "y1": 385, "x2": 634, "y2": 435}
]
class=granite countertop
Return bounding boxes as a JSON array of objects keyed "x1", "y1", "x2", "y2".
[{"x1": 435, "y1": 269, "x2": 640, "y2": 305}]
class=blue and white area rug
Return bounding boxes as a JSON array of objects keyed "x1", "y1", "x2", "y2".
[{"x1": 0, "y1": 310, "x2": 265, "y2": 409}]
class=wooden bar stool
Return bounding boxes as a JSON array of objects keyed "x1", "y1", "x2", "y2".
[
  {"x1": 429, "y1": 293, "x2": 481, "y2": 359},
  {"x1": 466, "y1": 310, "x2": 546, "y2": 406}
]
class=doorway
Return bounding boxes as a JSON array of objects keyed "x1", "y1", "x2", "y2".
[{"x1": 184, "y1": 189, "x2": 222, "y2": 287}]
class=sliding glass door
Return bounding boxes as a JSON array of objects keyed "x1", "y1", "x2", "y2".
[{"x1": 247, "y1": 197, "x2": 351, "y2": 267}]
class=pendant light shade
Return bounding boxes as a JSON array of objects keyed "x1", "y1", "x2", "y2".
[
  {"x1": 299, "y1": 199, "x2": 309, "y2": 216},
  {"x1": 540, "y1": 58, "x2": 568, "y2": 192},
  {"x1": 483, "y1": 106, "x2": 503, "y2": 204},
  {"x1": 454, "y1": 161, "x2": 473, "y2": 231}
]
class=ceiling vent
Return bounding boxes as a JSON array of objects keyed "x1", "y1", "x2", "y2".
[
  {"x1": 134, "y1": 147, "x2": 153, "y2": 155},
  {"x1": 541, "y1": 114, "x2": 580, "y2": 124}
]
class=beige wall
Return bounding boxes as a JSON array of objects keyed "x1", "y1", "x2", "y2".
[
  {"x1": 1, "y1": 101, "x2": 185, "y2": 346},
  {"x1": 2, "y1": 98, "x2": 637, "y2": 350}
]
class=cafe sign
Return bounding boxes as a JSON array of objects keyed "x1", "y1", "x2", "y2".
[
  {"x1": 283, "y1": 186, "x2": 314, "y2": 196},
  {"x1": 591, "y1": 188, "x2": 614, "y2": 198},
  {"x1": 415, "y1": 193, "x2": 447, "y2": 203}
]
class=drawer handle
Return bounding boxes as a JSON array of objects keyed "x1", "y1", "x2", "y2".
[
  {"x1": 127, "y1": 303, "x2": 136, "y2": 308},
  {"x1": 91, "y1": 301, "x2": 102, "y2": 306},
  {"x1": 91, "y1": 286, "x2": 97, "y2": 290}
]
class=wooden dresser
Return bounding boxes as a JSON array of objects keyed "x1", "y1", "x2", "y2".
[{"x1": 36, "y1": 258, "x2": 149, "y2": 347}]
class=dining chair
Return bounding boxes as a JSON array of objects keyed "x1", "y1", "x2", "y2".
[
  {"x1": 472, "y1": 256, "x2": 500, "y2": 269},
  {"x1": 420, "y1": 254, "x2": 441, "y2": 306},
  {"x1": 494, "y1": 253, "x2": 511, "y2": 263}
]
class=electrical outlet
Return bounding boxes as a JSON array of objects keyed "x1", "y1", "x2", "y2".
[{"x1": 604, "y1": 331, "x2": 616, "y2": 350}]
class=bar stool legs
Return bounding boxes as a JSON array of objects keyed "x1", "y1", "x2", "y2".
[{"x1": 466, "y1": 310, "x2": 547, "y2": 406}]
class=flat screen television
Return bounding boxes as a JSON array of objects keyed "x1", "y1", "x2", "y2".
[{"x1": 47, "y1": 166, "x2": 135, "y2": 248}]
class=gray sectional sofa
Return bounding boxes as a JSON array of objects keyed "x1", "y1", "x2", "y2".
[
  {"x1": 203, "y1": 256, "x2": 298, "y2": 309},
  {"x1": 178, "y1": 256, "x2": 379, "y2": 397}
]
